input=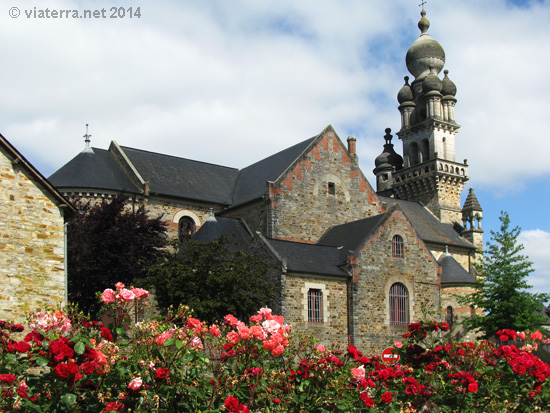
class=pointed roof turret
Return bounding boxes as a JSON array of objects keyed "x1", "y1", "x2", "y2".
[
  {"x1": 374, "y1": 128, "x2": 403, "y2": 172},
  {"x1": 462, "y1": 188, "x2": 483, "y2": 212}
]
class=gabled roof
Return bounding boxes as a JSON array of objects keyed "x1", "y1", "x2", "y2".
[
  {"x1": 120, "y1": 146, "x2": 239, "y2": 205},
  {"x1": 50, "y1": 130, "x2": 323, "y2": 208},
  {"x1": 232, "y1": 137, "x2": 316, "y2": 205},
  {"x1": 1, "y1": 134, "x2": 77, "y2": 216},
  {"x1": 48, "y1": 148, "x2": 140, "y2": 193},
  {"x1": 379, "y1": 197, "x2": 475, "y2": 250},
  {"x1": 438, "y1": 254, "x2": 476, "y2": 285},
  {"x1": 264, "y1": 238, "x2": 349, "y2": 277},
  {"x1": 317, "y1": 213, "x2": 388, "y2": 253}
]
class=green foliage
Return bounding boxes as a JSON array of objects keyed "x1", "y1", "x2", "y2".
[
  {"x1": 141, "y1": 237, "x2": 277, "y2": 324},
  {"x1": 462, "y1": 211, "x2": 549, "y2": 337},
  {"x1": 68, "y1": 193, "x2": 168, "y2": 317}
]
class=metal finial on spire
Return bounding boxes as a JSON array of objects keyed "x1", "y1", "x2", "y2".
[
  {"x1": 419, "y1": 0, "x2": 427, "y2": 9},
  {"x1": 83, "y1": 124, "x2": 91, "y2": 149}
]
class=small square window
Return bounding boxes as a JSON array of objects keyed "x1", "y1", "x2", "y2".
[{"x1": 328, "y1": 182, "x2": 335, "y2": 196}]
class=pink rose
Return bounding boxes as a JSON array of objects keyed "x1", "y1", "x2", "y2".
[
  {"x1": 249, "y1": 314, "x2": 263, "y2": 324},
  {"x1": 238, "y1": 326, "x2": 251, "y2": 340},
  {"x1": 250, "y1": 325, "x2": 266, "y2": 340},
  {"x1": 128, "y1": 377, "x2": 142, "y2": 391},
  {"x1": 518, "y1": 331, "x2": 527, "y2": 340},
  {"x1": 156, "y1": 331, "x2": 173, "y2": 346},
  {"x1": 271, "y1": 344, "x2": 285, "y2": 357},
  {"x1": 227, "y1": 331, "x2": 240, "y2": 345},
  {"x1": 209, "y1": 325, "x2": 221, "y2": 337},
  {"x1": 115, "y1": 282, "x2": 125, "y2": 290},
  {"x1": 531, "y1": 331, "x2": 543, "y2": 341},
  {"x1": 131, "y1": 288, "x2": 149, "y2": 299},
  {"x1": 258, "y1": 308, "x2": 272, "y2": 319},
  {"x1": 315, "y1": 344, "x2": 325, "y2": 352},
  {"x1": 116, "y1": 289, "x2": 135, "y2": 302},
  {"x1": 351, "y1": 366, "x2": 366, "y2": 383},
  {"x1": 102, "y1": 289, "x2": 116, "y2": 304},
  {"x1": 393, "y1": 341, "x2": 403, "y2": 349},
  {"x1": 190, "y1": 336, "x2": 203, "y2": 348}
]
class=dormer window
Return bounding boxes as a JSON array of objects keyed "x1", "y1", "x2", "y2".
[
  {"x1": 392, "y1": 235, "x2": 404, "y2": 258},
  {"x1": 328, "y1": 182, "x2": 335, "y2": 196}
]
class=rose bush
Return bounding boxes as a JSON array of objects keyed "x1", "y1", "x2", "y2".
[{"x1": 0, "y1": 284, "x2": 549, "y2": 411}]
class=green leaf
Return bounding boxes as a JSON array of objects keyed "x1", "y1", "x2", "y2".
[
  {"x1": 74, "y1": 341, "x2": 86, "y2": 355},
  {"x1": 175, "y1": 339, "x2": 184, "y2": 349},
  {"x1": 163, "y1": 337, "x2": 176, "y2": 347},
  {"x1": 60, "y1": 393, "x2": 77, "y2": 406},
  {"x1": 34, "y1": 356, "x2": 49, "y2": 367},
  {"x1": 116, "y1": 327, "x2": 126, "y2": 335}
]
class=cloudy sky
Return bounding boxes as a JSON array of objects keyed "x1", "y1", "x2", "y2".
[{"x1": 1, "y1": 0, "x2": 549, "y2": 296}]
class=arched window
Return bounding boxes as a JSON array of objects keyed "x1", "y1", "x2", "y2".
[
  {"x1": 421, "y1": 139, "x2": 429, "y2": 163},
  {"x1": 389, "y1": 283, "x2": 409, "y2": 326},
  {"x1": 178, "y1": 216, "x2": 196, "y2": 242},
  {"x1": 307, "y1": 289, "x2": 323, "y2": 323},
  {"x1": 409, "y1": 142, "x2": 419, "y2": 165},
  {"x1": 446, "y1": 306, "x2": 453, "y2": 326},
  {"x1": 392, "y1": 235, "x2": 404, "y2": 258}
]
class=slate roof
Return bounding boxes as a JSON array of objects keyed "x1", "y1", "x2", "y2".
[
  {"x1": 317, "y1": 213, "x2": 388, "y2": 253},
  {"x1": 48, "y1": 149, "x2": 140, "y2": 193},
  {"x1": 265, "y1": 238, "x2": 349, "y2": 277},
  {"x1": 231, "y1": 137, "x2": 316, "y2": 205},
  {"x1": 191, "y1": 216, "x2": 253, "y2": 249},
  {"x1": 438, "y1": 254, "x2": 476, "y2": 285},
  {"x1": 379, "y1": 197, "x2": 475, "y2": 250},
  {"x1": 120, "y1": 146, "x2": 238, "y2": 205},
  {"x1": 50, "y1": 136, "x2": 317, "y2": 208}
]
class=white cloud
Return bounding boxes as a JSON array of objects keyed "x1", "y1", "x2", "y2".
[
  {"x1": 0, "y1": 0, "x2": 548, "y2": 196},
  {"x1": 518, "y1": 229, "x2": 550, "y2": 297}
]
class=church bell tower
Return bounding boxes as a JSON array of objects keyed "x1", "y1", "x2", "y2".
[{"x1": 389, "y1": 10, "x2": 469, "y2": 224}]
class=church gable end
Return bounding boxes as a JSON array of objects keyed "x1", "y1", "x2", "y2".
[
  {"x1": 268, "y1": 126, "x2": 382, "y2": 243},
  {"x1": 351, "y1": 208, "x2": 439, "y2": 352}
]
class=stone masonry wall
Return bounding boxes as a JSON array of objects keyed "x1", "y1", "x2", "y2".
[
  {"x1": 0, "y1": 148, "x2": 66, "y2": 324},
  {"x1": 63, "y1": 191, "x2": 218, "y2": 240},
  {"x1": 282, "y1": 273, "x2": 349, "y2": 349},
  {"x1": 270, "y1": 130, "x2": 383, "y2": 243},
  {"x1": 441, "y1": 285, "x2": 481, "y2": 342},
  {"x1": 352, "y1": 210, "x2": 440, "y2": 353}
]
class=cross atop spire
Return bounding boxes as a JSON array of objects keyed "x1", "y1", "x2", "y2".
[
  {"x1": 83, "y1": 124, "x2": 91, "y2": 149},
  {"x1": 419, "y1": 0, "x2": 427, "y2": 9}
]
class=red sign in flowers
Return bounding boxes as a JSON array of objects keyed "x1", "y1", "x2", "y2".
[{"x1": 381, "y1": 347, "x2": 400, "y2": 364}]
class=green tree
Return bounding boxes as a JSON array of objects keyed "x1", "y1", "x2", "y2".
[
  {"x1": 68, "y1": 194, "x2": 168, "y2": 316},
  {"x1": 462, "y1": 211, "x2": 549, "y2": 337},
  {"x1": 140, "y1": 237, "x2": 277, "y2": 324}
]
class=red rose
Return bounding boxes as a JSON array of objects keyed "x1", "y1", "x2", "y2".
[
  {"x1": 154, "y1": 368, "x2": 170, "y2": 381},
  {"x1": 225, "y1": 396, "x2": 240, "y2": 411},
  {"x1": 0, "y1": 374, "x2": 17, "y2": 384},
  {"x1": 360, "y1": 392, "x2": 375, "y2": 407},
  {"x1": 468, "y1": 382, "x2": 479, "y2": 393},
  {"x1": 103, "y1": 401, "x2": 125, "y2": 411},
  {"x1": 381, "y1": 391, "x2": 393, "y2": 404},
  {"x1": 14, "y1": 341, "x2": 31, "y2": 353}
]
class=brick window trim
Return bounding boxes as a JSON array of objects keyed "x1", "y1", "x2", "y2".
[{"x1": 383, "y1": 276, "x2": 414, "y2": 326}]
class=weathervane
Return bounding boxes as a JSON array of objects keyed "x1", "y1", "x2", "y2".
[{"x1": 83, "y1": 124, "x2": 91, "y2": 150}]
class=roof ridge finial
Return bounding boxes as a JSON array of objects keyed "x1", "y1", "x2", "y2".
[{"x1": 83, "y1": 124, "x2": 91, "y2": 150}]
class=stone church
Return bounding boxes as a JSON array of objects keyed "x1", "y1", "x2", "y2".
[{"x1": 49, "y1": 10, "x2": 484, "y2": 351}]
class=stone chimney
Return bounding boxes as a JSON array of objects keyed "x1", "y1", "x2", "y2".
[{"x1": 347, "y1": 136, "x2": 358, "y2": 162}]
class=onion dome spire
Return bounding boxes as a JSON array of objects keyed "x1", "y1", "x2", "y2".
[
  {"x1": 405, "y1": 10, "x2": 445, "y2": 79},
  {"x1": 398, "y1": 76, "x2": 414, "y2": 104},
  {"x1": 374, "y1": 128, "x2": 403, "y2": 171},
  {"x1": 441, "y1": 70, "x2": 457, "y2": 97}
]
